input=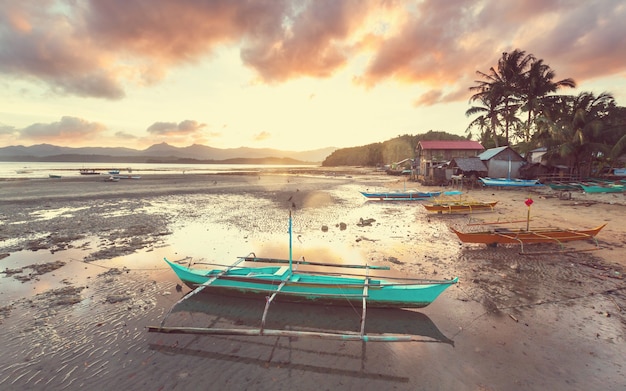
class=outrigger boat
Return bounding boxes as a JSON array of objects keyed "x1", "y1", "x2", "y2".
[
  {"x1": 423, "y1": 200, "x2": 498, "y2": 214},
  {"x1": 479, "y1": 177, "x2": 543, "y2": 187},
  {"x1": 360, "y1": 190, "x2": 461, "y2": 201},
  {"x1": 450, "y1": 224, "x2": 606, "y2": 254},
  {"x1": 148, "y1": 212, "x2": 458, "y2": 342}
]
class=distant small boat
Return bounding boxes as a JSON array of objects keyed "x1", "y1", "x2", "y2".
[
  {"x1": 103, "y1": 176, "x2": 120, "y2": 182},
  {"x1": 113, "y1": 175, "x2": 141, "y2": 180},
  {"x1": 108, "y1": 170, "x2": 120, "y2": 175},
  {"x1": 612, "y1": 168, "x2": 626, "y2": 176},
  {"x1": 79, "y1": 169, "x2": 99, "y2": 175},
  {"x1": 49, "y1": 174, "x2": 62, "y2": 179},
  {"x1": 479, "y1": 177, "x2": 542, "y2": 187}
]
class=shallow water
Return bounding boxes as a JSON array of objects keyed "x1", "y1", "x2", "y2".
[{"x1": 0, "y1": 176, "x2": 624, "y2": 390}]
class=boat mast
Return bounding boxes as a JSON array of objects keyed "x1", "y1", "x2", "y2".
[{"x1": 289, "y1": 210, "x2": 293, "y2": 272}]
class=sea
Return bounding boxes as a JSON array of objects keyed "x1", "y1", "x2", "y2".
[{"x1": 0, "y1": 161, "x2": 317, "y2": 180}]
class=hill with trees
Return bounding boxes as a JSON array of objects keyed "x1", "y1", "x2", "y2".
[{"x1": 321, "y1": 131, "x2": 467, "y2": 167}]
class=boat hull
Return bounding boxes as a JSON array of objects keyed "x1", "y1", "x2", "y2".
[
  {"x1": 165, "y1": 259, "x2": 457, "y2": 309},
  {"x1": 360, "y1": 191, "x2": 441, "y2": 200},
  {"x1": 450, "y1": 224, "x2": 606, "y2": 245},
  {"x1": 479, "y1": 177, "x2": 542, "y2": 187},
  {"x1": 423, "y1": 201, "x2": 497, "y2": 213},
  {"x1": 580, "y1": 184, "x2": 624, "y2": 193}
]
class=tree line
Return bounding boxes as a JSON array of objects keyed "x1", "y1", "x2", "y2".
[{"x1": 466, "y1": 49, "x2": 626, "y2": 177}]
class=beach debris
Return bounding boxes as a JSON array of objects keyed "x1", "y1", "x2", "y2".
[
  {"x1": 321, "y1": 225, "x2": 329, "y2": 232},
  {"x1": 105, "y1": 294, "x2": 132, "y2": 304},
  {"x1": 337, "y1": 222, "x2": 347, "y2": 230},
  {"x1": 386, "y1": 256, "x2": 404, "y2": 265},
  {"x1": 357, "y1": 217, "x2": 376, "y2": 227},
  {"x1": 355, "y1": 236, "x2": 378, "y2": 242}
]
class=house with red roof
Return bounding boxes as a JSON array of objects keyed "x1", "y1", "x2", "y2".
[{"x1": 415, "y1": 140, "x2": 485, "y2": 185}]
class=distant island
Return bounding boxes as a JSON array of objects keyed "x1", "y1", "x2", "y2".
[{"x1": 0, "y1": 143, "x2": 337, "y2": 164}]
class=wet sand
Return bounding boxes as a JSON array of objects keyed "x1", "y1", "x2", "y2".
[{"x1": 0, "y1": 169, "x2": 624, "y2": 390}]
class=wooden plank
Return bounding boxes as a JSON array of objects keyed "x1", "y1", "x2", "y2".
[
  {"x1": 242, "y1": 256, "x2": 390, "y2": 270},
  {"x1": 146, "y1": 326, "x2": 414, "y2": 342},
  {"x1": 360, "y1": 266, "x2": 370, "y2": 337},
  {"x1": 260, "y1": 271, "x2": 292, "y2": 331}
]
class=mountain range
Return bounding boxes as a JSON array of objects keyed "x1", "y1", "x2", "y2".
[{"x1": 0, "y1": 143, "x2": 337, "y2": 164}]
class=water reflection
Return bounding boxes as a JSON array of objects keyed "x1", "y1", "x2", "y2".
[{"x1": 158, "y1": 293, "x2": 454, "y2": 345}]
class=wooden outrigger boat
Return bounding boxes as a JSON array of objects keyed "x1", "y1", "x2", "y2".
[
  {"x1": 579, "y1": 183, "x2": 624, "y2": 193},
  {"x1": 450, "y1": 224, "x2": 606, "y2": 254},
  {"x1": 360, "y1": 190, "x2": 461, "y2": 201},
  {"x1": 479, "y1": 177, "x2": 543, "y2": 187},
  {"x1": 360, "y1": 190, "x2": 441, "y2": 200},
  {"x1": 148, "y1": 212, "x2": 458, "y2": 342},
  {"x1": 423, "y1": 200, "x2": 498, "y2": 213}
]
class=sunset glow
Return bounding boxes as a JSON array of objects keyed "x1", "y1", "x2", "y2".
[{"x1": 1, "y1": 0, "x2": 625, "y2": 151}]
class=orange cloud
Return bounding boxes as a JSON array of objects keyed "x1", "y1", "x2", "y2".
[{"x1": 0, "y1": 0, "x2": 625, "y2": 105}]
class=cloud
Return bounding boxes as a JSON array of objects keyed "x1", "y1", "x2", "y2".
[
  {"x1": 253, "y1": 131, "x2": 271, "y2": 142},
  {"x1": 146, "y1": 120, "x2": 206, "y2": 136},
  {"x1": 19, "y1": 116, "x2": 106, "y2": 142},
  {"x1": 0, "y1": 124, "x2": 17, "y2": 135},
  {"x1": 1, "y1": 0, "x2": 625, "y2": 104},
  {"x1": 114, "y1": 130, "x2": 138, "y2": 139}
]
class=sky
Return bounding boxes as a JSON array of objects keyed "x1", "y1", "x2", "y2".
[{"x1": 1, "y1": 0, "x2": 625, "y2": 152}]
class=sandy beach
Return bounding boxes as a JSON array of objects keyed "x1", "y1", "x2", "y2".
[{"x1": 0, "y1": 168, "x2": 624, "y2": 390}]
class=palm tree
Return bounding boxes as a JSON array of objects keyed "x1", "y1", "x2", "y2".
[
  {"x1": 468, "y1": 49, "x2": 534, "y2": 145},
  {"x1": 535, "y1": 92, "x2": 616, "y2": 177},
  {"x1": 465, "y1": 94, "x2": 502, "y2": 147},
  {"x1": 520, "y1": 59, "x2": 576, "y2": 142}
]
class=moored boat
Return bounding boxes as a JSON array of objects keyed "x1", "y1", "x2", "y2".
[
  {"x1": 423, "y1": 200, "x2": 498, "y2": 213},
  {"x1": 360, "y1": 190, "x2": 461, "y2": 201},
  {"x1": 163, "y1": 257, "x2": 458, "y2": 309},
  {"x1": 479, "y1": 177, "x2": 542, "y2": 187},
  {"x1": 579, "y1": 183, "x2": 624, "y2": 193},
  {"x1": 450, "y1": 224, "x2": 606, "y2": 248},
  {"x1": 79, "y1": 169, "x2": 99, "y2": 175}
]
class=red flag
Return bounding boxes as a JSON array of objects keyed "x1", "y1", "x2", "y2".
[{"x1": 525, "y1": 198, "x2": 534, "y2": 207}]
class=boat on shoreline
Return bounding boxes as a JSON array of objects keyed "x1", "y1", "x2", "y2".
[
  {"x1": 79, "y1": 169, "x2": 99, "y2": 175},
  {"x1": 479, "y1": 177, "x2": 542, "y2": 187},
  {"x1": 450, "y1": 224, "x2": 606, "y2": 253},
  {"x1": 423, "y1": 200, "x2": 498, "y2": 213},
  {"x1": 163, "y1": 257, "x2": 458, "y2": 309},
  {"x1": 149, "y1": 212, "x2": 458, "y2": 341},
  {"x1": 579, "y1": 183, "x2": 624, "y2": 193},
  {"x1": 360, "y1": 190, "x2": 461, "y2": 201}
]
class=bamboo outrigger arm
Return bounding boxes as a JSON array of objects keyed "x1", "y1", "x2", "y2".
[
  {"x1": 146, "y1": 326, "x2": 417, "y2": 342},
  {"x1": 159, "y1": 257, "x2": 246, "y2": 327}
]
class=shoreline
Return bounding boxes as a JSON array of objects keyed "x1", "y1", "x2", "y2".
[{"x1": 0, "y1": 169, "x2": 625, "y2": 390}]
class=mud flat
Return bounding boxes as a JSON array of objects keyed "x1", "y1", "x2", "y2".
[{"x1": 0, "y1": 169, "x2": 624, "y2": 390}]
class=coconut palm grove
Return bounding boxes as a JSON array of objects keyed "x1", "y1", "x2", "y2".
[{"x1": 324, "y1": 49, "x2": 626, "y2": 179}]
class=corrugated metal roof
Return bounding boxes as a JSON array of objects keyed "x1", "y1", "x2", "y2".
[
  {"x1": 478, "y1": 146, "x2": 524, "y2": 161},
  {"x1": 418, "y1": 140, "x2": 484, "y2": 150},
  {"x1": 478, "y1": 146, "x2": 508, "y2": 160},
  {"x1": 450, "y1": 157, "x2": 488, "y2": 172}
]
